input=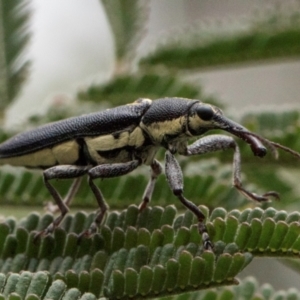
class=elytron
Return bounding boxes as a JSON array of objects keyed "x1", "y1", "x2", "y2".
[{"x1": 0, "y1": 97, "x2": 299, "y2": 249}]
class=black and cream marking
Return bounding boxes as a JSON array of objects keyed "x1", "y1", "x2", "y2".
[{"x1": 0, "y1": 97, "x2": 299, "y2": 250}]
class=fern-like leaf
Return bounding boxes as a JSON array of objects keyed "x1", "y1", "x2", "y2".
[
  {"x1": 139, "y1": 9, "x2": 300, "y2": 70},
  {"x1": 77, "y1": 72, "x2": 209, "y2": 107},
  {"x1": 101, "y1": 0, "x2": 149, "y2": 71},
  {"x1": 0, "y1": 274, "x2": 298, "y2": 300},
  {"x1": 0, "y1": 206, "x2": 300, "y2": 298},
  {"x1": 163, "y1": 276, "x2": 300, "y2": 300},
  {"x1": 0, "y1": 0, "x2": 31, "y2": 109}
]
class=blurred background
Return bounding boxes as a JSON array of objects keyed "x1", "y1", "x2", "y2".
[
  {"x1": 1, "y1": 0, "x2": 300, "y2": 295},
  {"x1": 6, "y1": 0, "x2": 300, "y2": 126}
]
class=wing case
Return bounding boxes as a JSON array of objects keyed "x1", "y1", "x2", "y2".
[{"x1": 0, "y1": 99, "x2": 151, "y2": 158}]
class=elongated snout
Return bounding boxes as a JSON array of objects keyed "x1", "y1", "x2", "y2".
[{"x1": 215, "y1": 115, "x2": 267, "y2": 157}]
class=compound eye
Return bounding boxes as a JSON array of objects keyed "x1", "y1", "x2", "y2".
[{"x1": 196, "y1": 105, "x2": 214, "y2": 121}]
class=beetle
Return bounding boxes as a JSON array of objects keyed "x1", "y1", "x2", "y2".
[{"x1": 0, "y1": 97, "x2": 299, "y2": 249}]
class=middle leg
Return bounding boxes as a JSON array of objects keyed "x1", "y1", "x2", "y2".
[
  {"x1": 82, "y1": 159, "x2": 141, "y2": 236},
  {"x1": 139, "y1": 159, "x2": 163, "y2": 211}
]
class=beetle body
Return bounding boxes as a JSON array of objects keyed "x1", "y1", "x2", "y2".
[
  {"x1": 0, "y1": 98, "x2": 223, "y2": 168},
  {"x1": 0, "y1": 98, "x2": 152, "y2": 167},
  {"x1": 0, "y1": 97, "x2": 298, "y2": 249}
]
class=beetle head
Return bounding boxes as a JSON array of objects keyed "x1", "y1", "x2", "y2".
[
  {"x1": 189, "y1": 102, "x2": 270, "y2": 157},
  {"x1": 188, "y1": 102, "x2": 300, "y2": 160}
]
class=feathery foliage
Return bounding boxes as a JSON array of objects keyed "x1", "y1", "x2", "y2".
[
  {"x1": 100, "y1": 0, "x2": 149, "y2": 72},
  {"x1": 140, "y1": 8, "x2": 300, "y2": 70},
  {"x1": 0, "y1": 0, "x2": 31, "y2": 109},
  {"x1": 0, "y1": 206, "x2": 300, "y2": 298},
  {"x1": 77, "y1": 73, "x2": 204, "y2": 107}
]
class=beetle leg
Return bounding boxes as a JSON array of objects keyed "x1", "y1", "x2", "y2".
[
  {"x1": 45, "y1": 177, "x2": 82, "y2": 213},
  {"x1": 81, "y1": 160, "x2": 141, "y2": 237},
  {"x1": 139, "y1": 159, "x2": 163, "y2": 211},
  {"x1": 35, "y1": 165, "x2": 90, "y2": 240},
  {"x1": 184, "y1": 134, "x2": 279, "y2": 202},
  {"x1": 165, "y1": 151, "x2": 213, "y2": 250}
]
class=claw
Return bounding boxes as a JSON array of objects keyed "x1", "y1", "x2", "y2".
[
  {"x1": 138, "y1": 200, "x2": 148, "y2": 212},
  {"x1": 237, "y1": 187, "x2": 280, "y2": 203},
  {"x1": 262, "y1": 191, "x2": 280, "y2": 201},
  {"x1": 78, "y1": 222, "x2": 98, "y2": 242},
  {"x1": 198, "y1": 223, "x2": 214, "y2": 251},
  {"x1": 248, "y1": 191, "x2": 280, "y2": 202},
  {"x1": 33, "y1": 223, "x2": 55, "y2": 243},
  {"x1": 203, "y1": 234, "x2": 214, "y2": 251}
]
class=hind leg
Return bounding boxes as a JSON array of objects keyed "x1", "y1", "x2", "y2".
[{"x1": 35, "y1": 165, "x2": 90, "y2": 239}]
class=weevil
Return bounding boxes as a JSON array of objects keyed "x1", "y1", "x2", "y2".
[{"x1": 0, "y1": 97, "x2": 299, "y2": 249}]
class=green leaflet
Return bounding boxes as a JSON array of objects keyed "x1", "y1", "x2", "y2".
[
  {"x1": 2, "y1": 205, "x2": 300, "y2": 260},
  {"x1": 0, "y1": 253, "x2": 246, "y2": 300},
  {"x1": 101, "y1": 0, "x2": 148, "y2": 63},
  {"x1": 140, "y1": 13, "x2": 300, "y2": 71},
  {"x1": 77, "y1": 73, "x2": 203, "y2": 107},
  {"x1": 0, "y1": 206, "x2": 299, "y2": 298},
  {"x1": 0, "y1": 275, "x2": 298, "y2": 300},
  {"x1": 140, "y1": 29, "x2": 300, "y2": 70},
  {"x1": 164, "y1": 276, "x2": 300, "y2": 300},
  {"x1": 0, "y1": 0, "x2": 31, "y2": 108}
]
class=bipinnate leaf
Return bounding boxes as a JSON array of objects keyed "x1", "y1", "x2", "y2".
[
  {"x1": 0, "y1": 205, "x2": 299, "y2": 298},
  {"x1": 140, "y1": 8, "x2": 300, "y2": 71},
  {"x1": 101, "y1": 0, "x2": 149, "y2": 65},
  {"x1": 77, "y1": 73, "x2": 201, "y2": 107},
  {"x1": 0, "y1": 0, "x2": 31, "y2": 108}
]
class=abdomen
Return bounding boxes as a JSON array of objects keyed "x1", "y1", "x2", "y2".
[{"x1": 0, "y1": 140, "x2": 80, "y2": 168}]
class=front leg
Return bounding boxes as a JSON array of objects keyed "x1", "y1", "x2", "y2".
[
  {"x1": 165, "y1": 151, "x2": 213, "y2": 250},
  {"x1": 184, "y1": 134, "x2": 279, "y2": 202}
]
